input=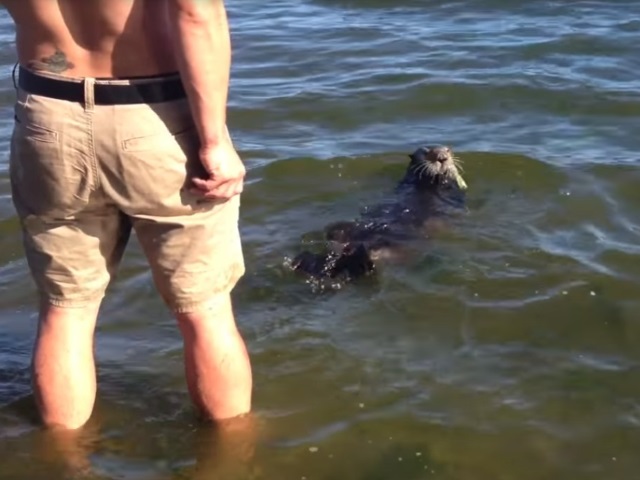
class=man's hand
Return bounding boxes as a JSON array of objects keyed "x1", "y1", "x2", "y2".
[{"x1": 190, "y1": 139, "x2": 246, "y2": 201}]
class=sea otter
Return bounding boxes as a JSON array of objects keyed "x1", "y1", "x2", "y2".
[{"x1": 290, "y1": 145, "x2": 468, "y2": 282}]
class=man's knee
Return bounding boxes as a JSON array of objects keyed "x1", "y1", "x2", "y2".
[{"x1": 174, "y1": 292, "x2": 238, "y2": 333}]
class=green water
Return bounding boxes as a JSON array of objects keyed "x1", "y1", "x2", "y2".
[{"x1": 1, "y1": 1, "x2": 640, "y2": 479}]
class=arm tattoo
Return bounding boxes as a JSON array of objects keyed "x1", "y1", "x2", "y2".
[{"x1": 27, "y1": 49, "x2": 75, "y2": 73}]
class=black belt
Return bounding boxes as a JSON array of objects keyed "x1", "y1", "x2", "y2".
[{"x1": 17, "y1": 66, "x2": 187, "y2": 105}]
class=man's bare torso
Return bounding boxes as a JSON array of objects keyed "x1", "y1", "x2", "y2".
[{"x1": 3, "y1": 0, "x2": 179, "y2": 78}]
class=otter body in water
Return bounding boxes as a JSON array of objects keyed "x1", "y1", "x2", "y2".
[{"x1": 290, "y1": 145, "x2": 468, "y2": 282}]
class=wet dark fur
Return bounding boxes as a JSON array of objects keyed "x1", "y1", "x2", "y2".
[{"x1": 290, "y1": 145, "x2": 467, "y2": 282}]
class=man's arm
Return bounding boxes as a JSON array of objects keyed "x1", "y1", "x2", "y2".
[
  {"x1": 166, "y1": 0, "x2": 230, "y2": 147},
  {"x1": 166, "y1": 0, "x2": 244, "y2": 200}
]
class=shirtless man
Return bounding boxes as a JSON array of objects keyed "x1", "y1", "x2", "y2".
[{"x1": 1, "y1": 0, "x2": 252, "y2": 430}]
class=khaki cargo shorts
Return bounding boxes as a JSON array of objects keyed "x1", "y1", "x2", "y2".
[{"x1": 9, "y1": 67, "x2": 245, "y2": 313}]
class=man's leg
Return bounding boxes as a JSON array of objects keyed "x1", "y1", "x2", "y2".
[
  {"x1": 22, "y1": 210, "x2": 128, "y2": 431},
  {"x1": 10, "y1": 77, "x2": 134, "y2": 429},
  {"x1": 31, "y1": 302, "x2": 101, "y2": 430},
  {"x1": 13, "y1": 187, "x2": 130, "y2": 431},
  {"x1": 113, "y1": 94, "x2": 251, "y2": 420},
  {"x1": 132, "y1": 194, "x2": 251, "y2": 421},
  {"x1": 24, "y1": 206, "x2": 130, "y2": 431},
  {"x1": 176, "y1": 294, "x2": 252, "y2": 420}
]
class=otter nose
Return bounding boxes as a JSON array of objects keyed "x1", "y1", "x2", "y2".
[
  {"x1": 435, "y1": 151, "x2": 448, "y2": 162},
  {"x1": 422, "y1": 145, "x2": 450, "y2": 163}
]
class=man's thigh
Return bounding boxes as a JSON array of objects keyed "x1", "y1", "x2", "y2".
[{"x1": 134, "y1": 195, "x2": 245, "y2": 313}]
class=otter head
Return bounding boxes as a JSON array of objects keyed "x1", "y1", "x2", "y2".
[{"x1": 402, "y1": 145, "x2": 467, "y2": 191}]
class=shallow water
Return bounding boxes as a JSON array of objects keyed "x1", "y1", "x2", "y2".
[{"x1": 1, "y1": 1, "x2": 640, "y2": 479}]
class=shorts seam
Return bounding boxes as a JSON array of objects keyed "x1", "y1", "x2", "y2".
[
  {"x1": 41, "y1": 292, "x2": 105, "y2": 309},
  {"x1": 86, "y1": 109, "x2": 100, "y2": 189},
  {"x1": 169, "y1": 293, "x2": 235, "y2": 314}
]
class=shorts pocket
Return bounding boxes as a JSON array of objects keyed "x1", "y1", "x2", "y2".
[
  {"x1": 121, "y1": 124, "x2": 205, "y2": 180},
  {"x1": 118, "y1": 123, "x2": 209, "y2": 215},
  {"x1": 122, "y1": 125, "x2": 199, "y2": 153},
  {"x1": 13, "y1": 115, "x2": 58, "y2": 143},
  {"x1": 10, "y1": 104, "x2": 93, "y2": 219}
]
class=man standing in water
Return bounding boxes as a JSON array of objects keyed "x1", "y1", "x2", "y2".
[{"x1": 1, "y1": 0, "x2": 252, "y2": 430}]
